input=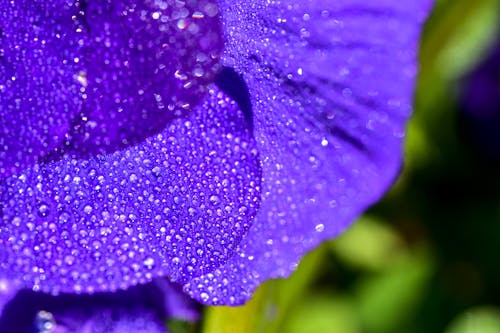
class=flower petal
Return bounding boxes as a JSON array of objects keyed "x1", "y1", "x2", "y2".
[
  {"x1": 0, "y1": 279, "x2": 18, "y2": 320},
  {"x1": 0, "y1": 86, "x2": 261, "y2": 293},
  {"x1": 154, "y1": 279, "x2": 200, "y2": 322},
  {"x1": 0, "y1": 0, "x2": 222, "y2": 177},
  {"x1": 0, "y1": 280, "x2": 191, "y2": 333},
  {"x1": 184, "y1": 0, "x2": 432, "y2": 304},
  {"x1": 460, "y1": 39, "x2": 500, "y2": 160},
  {"x1": 0, "y1": 1, "x2": 83, "y2": 177},
  {"x1": 65, "y1": 0, "x2": 223, "y2": 157}
]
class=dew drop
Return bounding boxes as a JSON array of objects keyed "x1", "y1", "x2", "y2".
[
  {"x1": 143, "y1": 257, "x2": 155, "y2": 268},
  {"x1": 64, "y1": 255, "x2": 75, "y2": 265},
  {"x1": 209, "y1": 195, "x2": 220, "y2": 204},
  {"x1": 315, "y1": 224, "x2": 325, "y2": 232},
  {"x1": 58, "y1": 211, "x2": 71, "y2": 224},
  {"x1": 83, "y1": 205, "x2": 93, "y2": 214},
  {"x1": 34, "y1": 310, "x2": 56, "y2": 333},
  {"x1": 37, "y1": 203, "x2": 50, "y2": 218},
  {"x1": 200, "y1": 292, "x2": 209, "y2": 302}
]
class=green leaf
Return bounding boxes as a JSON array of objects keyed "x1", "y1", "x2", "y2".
[
  {"x1": 444, "y1": 307, "x2": 500, "y2": 333},
  {"x1": 202, "y1": 287, "x2": 267, "y2": 333},
  {"x1": 421, "y1": 0, "x2": 500, "y2": 81},
  {"x1": 281, "y1": 294, "x2": 361, "y2": 333},
  {"x1": 416, "y1": 0, "x2": 500, "y2": 131},
  {"x1": 330, "y1": 216, "x2": 405, "y2": 271},
  {"x1": 355, "y1": 247, "x2": 435, "y2": 333}
]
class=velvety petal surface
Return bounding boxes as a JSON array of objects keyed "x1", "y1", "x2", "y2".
[
  {"x1": 184, "y1": 0, "x2": 432, "y2": 304},
  {"x1": 0, "y1": 0, "x2": 222, "y2": 176},
  {"x1": 0, "y1": 87, "x2": 261, "y2": 293},
  {"x1": 0, "y1": 279, "x2": 195, "y2": 333}
]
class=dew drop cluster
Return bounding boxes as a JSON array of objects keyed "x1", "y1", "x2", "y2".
[
  {"x1": 0, "y1": 88, "x2": 261, "y2": 294},
  {"x1": 0, "y1": 0, "x2": 223, "y2": 177}
]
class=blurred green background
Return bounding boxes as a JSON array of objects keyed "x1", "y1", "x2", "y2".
[{"x1": 196, "y1": 1, "x2": 500, "y2": 332}]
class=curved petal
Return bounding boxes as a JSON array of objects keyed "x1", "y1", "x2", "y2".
[
  {"x1": 0, "y1": 1, "x2": 83, "y2": 177},
  {"x1": 0, "y1": 280, "x2": 192, "y2": 333},
  {"x1": 0, "y1": 0, "x2": 222, "y2": 177},
  {"x1": 184, "y1": 0, "x2": 432, "y2": 304},
  {"x1": 0, "y1": 86, "x2": 261, "y2": 294},
  {"x1": 66, "y1": 0, "x2": 223, "y2": 157}
]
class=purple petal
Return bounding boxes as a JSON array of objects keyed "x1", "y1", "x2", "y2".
[
  {"x1": 184, "y1": 0, "x2": 432, "y2": 304},
  {"x1": 66, "y1": 0, "x2": 223, "y2": 157},
  {"x1": 0, "y1": 279, "x2": 18, "y2": 320},
  {"x1": 460, "y1": 38, "x2": 500, "y2": 160},
  {"x1": 154, "y1": 279, "x2": 200, "y2": 322},
  {"x1": 0, "y1": 2, "x2": 83, "y2": 177},
  {"x1": 1, "y1": 87, "x2": 261, "y2": 294},
  {"x1": 0, "y1": 0, "x2": 222, "y2": 176},
  {"x1": 0, "y1": 280, "x2": 193, "y2": 332}
]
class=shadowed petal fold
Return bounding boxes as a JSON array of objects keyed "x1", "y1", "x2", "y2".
[{"x1": 184, "y1": 0, "x2": 432, "y2": 304}]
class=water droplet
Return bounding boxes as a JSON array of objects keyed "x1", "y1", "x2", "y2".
[
  {"x1": 83, "y1": 205, "x2": 93, "y2": 214},
  {"x1": 34, "y1": 310, "x2": 56, "y2": 333},
  {"x1": 64, "y1": 255, "x2": 75, "y2": 265},
  {"x1": 58, "y1": 211, "x2": 71, "y2": 224},
  {"x1": 143, "y1": 257, "x2": 155, "y2": 268},
  {"x1": 209, "y1": 195, "x2": 220, "y2": 204},
  {"x1": 37, "y1": 203, "x2": 50, "y2": 218},
  {"x1": 200, "y1": 292, "x2": 209, "y2": 302}
]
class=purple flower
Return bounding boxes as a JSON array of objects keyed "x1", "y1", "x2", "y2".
[
  {"x1": 0, "y1": 279, "x2": 199, "y2": 332},
  {"x1": 459, "y1": 36, "x2": 500, "y2": 161},
  {"x1": 0, "y1": 0, "x2": 432, "y2": 330}
]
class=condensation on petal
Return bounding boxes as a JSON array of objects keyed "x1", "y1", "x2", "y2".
[
  {"x1": 184, "y1": 0, "x2": 433, "y2": 305},
  {"x1": 0, "y1": 0, "x2": 223, "y2": 176},
  {"x1": 0, "y1": 1, "x2": 83, "y2": 178},
  {"x1": 67, "y1": 0, "x2": 223, "y2": 156},
  {"x1": 0, "y1": 86, "x2": 261, "y2": 294}
]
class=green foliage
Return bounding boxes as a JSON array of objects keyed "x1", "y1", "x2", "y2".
[
  {"x1": 445, "y1": 307, "x2": 500, "y2": 333},
  {"x1": 331, "y1": 216, "x2": 405, "y2": 271},
  {"x1": 355, "y1": 247, "x2": 434, "y2": 333},
  {"x1": 282, "y1": 294, "x2": 360, "y2": 333}
]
